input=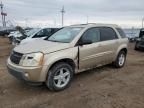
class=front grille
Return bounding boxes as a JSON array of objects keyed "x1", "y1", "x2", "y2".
[{"x1": 10, "y1": 51, "x2": 23, "y2": 64}]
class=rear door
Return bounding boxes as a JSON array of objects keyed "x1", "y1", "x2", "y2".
[
  {"x1": 98, "y1": 27, "x2": 119, "y2": 63},
  {"x1": 78, "y1": 27, "x2": 119, "y2": 71}
]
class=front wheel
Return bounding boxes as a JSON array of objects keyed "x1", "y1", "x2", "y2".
[
  {"x1": 46, "y1": 62, "x2": 74, "y2": 91},
  {"x1": 114, "y1": 51, "x2": 126, "y2": 68}
]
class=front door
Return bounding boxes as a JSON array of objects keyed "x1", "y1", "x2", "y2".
[{"x1": 78, "y1": 28, "x2": 102, "y2": 70}]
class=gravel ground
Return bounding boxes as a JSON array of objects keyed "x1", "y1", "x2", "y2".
[{"x1": 0, "y1": 37, "x2": 144, "y2": 108}]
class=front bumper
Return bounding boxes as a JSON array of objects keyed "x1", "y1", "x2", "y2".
[
  {"x1": 7, "y1": 66, "x2": 28, "y2": 81},
  {"x1": 7, "y1": 58, "x2": 44, "y2": 82}
]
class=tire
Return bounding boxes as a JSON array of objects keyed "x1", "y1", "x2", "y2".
[
  {"x1": 135, "y1": 42, "x2": 139, "y2": 50},
  {"x1": 114, "y1": 51, "x2": 126, "y2": 68},
  {"x1": 46, "y1": 62, "x2": 74, "y2": 91},
  {"x1": 8, "y1": 37, "x2": 13, "y2": 44}
]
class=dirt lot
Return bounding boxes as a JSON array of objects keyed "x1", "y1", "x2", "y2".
[{"x1": 0, "y1": 37, "x2": 144, "y2": 108}]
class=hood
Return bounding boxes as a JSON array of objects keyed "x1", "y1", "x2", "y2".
[
  {"x1": 14, "y1": 40, "x2": 71, "y2": 54},
  {"x1": 20, "y1": 38, "x2": 39, "y2": 44}
]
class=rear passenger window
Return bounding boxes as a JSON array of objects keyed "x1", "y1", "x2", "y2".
[
  {"x1": 82, "y1": 28, "x2": 100, "y2": 43},
  {"x1": 100, "y1": 27, "x2": 118, "y2": 41},
  {"x1": 116, "y1": 28, "x2": 127, "y2": 38}
]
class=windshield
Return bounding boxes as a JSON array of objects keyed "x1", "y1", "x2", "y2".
[
  {"x1": 47, "y1": 27, "x2": 83, "y2": 43},
  {"x1": 26, "y1": 28, "x2": 41, "y2": 37}
]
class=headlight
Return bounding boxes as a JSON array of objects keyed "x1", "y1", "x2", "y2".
[{"x1": 19, "y1": 52, "x2": 44, "y2": 67}]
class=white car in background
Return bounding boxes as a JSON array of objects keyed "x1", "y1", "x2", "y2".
[
  {"x1": 8, "y1": 30, "x2": 31, "y2": 44},
  {"x1": 8, "y1": 31, "x2": 21, "y2": 43},
  {"x1": 16, "y1": 28, "x2": 60, "y2": 45}
]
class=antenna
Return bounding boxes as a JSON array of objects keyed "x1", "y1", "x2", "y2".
[
  {"x1": 86, "y1": 15, "x2": 89, "y2": 24},
  {"x1": 142, "y1": 17, "x2": 144, "y2": 28},
  {"x1": 0, "y1": 1, "x2": 3, "y2": 27},
  {"x1": 60, "y1": 6, "x2": 65, "y2": 27}
]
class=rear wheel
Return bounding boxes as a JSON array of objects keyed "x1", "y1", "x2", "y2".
[
  {"x1": 135, "y1": 42, "x2": 139, "y2": 50},
  {"x1": 46, "y1": 62, "x2": 74, "y2": 91},
  {"x1": 114, "y1": 51, "x2": 126, "y2": 68}
]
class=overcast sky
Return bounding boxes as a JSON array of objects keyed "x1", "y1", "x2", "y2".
[{"x1": 3, "y1": 0, "x2": 144, "y2": 28}]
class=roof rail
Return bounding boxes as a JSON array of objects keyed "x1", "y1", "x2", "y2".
[{"x1": 70, "y1": 23, "x2": 97, "y2": 26}]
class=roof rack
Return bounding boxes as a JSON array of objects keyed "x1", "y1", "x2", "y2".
[
  {"x1": 70, "y1": 23, "x2": 118, "y2": 27},
  {"x1": 70, "y1": 23, "x2": 97, "y2": 26}
]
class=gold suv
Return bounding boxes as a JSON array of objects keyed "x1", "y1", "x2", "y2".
[{"x1": 7, "y1": 24, "x2": 128, "y2": 91}]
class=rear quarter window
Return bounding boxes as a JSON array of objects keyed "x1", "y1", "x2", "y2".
[{"x1": 116, "y1": 28, "x2": 127, "y2": 38}]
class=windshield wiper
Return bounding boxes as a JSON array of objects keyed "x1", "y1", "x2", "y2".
[{"x1": 47, "y1": 40, "x2": 69, "y2": 43}]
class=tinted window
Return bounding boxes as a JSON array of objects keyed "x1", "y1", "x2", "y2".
[
  {"x1": 33, "y1": 29, "x2": 46, "y2": 38},
  {"x1": 100, "y1": 27, "x2": 118, "y2": 41},
  {"x1": 139, "y1": 30, "x2": 144, "y2": 38},
  {"x1": 48, "y1": 28, "x2": 60, "y2": 36},
  {"x1": 44, "y1": 28, "x2": 60, "y2": 37},
  {"x1": 33, "y1": 28, "x2": 59, "y2": 38},
  {"x1": 45, "y1": 29, "x2": 52, "y2": 36},
  {"x1": 81, "y1": 28, "x2": 100, "y2": 43},
  {"x1": 52, "y1": 28, "x2": 60, "y2": 33},
  {"x1": 116, "y1": 28, "x2": 126, "y2": 38},
  {"x1": 26, "y1": 28, "x2": 41, "y2": 37}
]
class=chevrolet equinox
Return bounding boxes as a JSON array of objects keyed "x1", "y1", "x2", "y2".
[{"x1": 7, "y1": 24, "x2": 128, "y2": 91}]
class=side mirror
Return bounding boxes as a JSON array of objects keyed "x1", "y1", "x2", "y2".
[{"x1": 78, "y1": 39, "x2": 92, "y2": 46}]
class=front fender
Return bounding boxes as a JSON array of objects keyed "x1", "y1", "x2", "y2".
[{"x1": 40, "y1": 47, "x2": 78, "y2": 81}]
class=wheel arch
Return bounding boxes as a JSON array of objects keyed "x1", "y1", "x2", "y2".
[
  {"x1": 49, "y1": 58, "x2": 76, "y2": 71},
  {"x1": 115, "y1": 45, "x2": 128, "y2": 61},
  {"x1": 44, "y1": 58, "x2": 76, "y2": 81},
  {"x1": 120, "y1": 48, "x2": 127, "y2": 55}
]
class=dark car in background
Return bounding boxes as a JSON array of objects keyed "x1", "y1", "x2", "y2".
[
  {"x1": 123, "y1": 28, "x2": 139, "y2": 43},
  {"x1": 0, "y1": 28, "x2": 16, "y2": 37},
  {"x1": 135, "y1": 28, "x2": 144, "y2": 50}
]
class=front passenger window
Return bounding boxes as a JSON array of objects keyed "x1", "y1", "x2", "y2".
[{"x1": 81, "y1": 28, "x2": 100, "y2": 43}]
